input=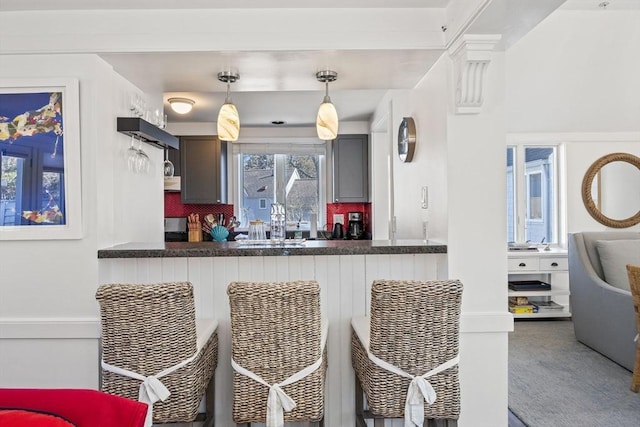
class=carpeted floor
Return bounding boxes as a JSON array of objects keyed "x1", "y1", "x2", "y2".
[{"x1": 509, "y1": 319, "x2": 640, "y2": 427}]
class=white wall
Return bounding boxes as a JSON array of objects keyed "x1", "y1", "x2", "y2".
[
  {"x1": 507, "y1": 9, "x2": 640, "y2": 134},
  {"x1": 0, "y1": 54, "x2": 164, "y2": 387},
  {"x1": 409, "y1": 55, "x2": 451, "y2": 244},
  {"x1": 506, "y1": 9, "x2": 640, "y2": 233}
]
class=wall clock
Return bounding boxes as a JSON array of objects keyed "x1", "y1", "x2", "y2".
[{"x1": 397, "y1": 117, "x2": 416, "y2": 162}]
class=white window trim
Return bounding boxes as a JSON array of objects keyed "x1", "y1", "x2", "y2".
[{"x1": 508, "y1": 142, "x2": 564, "y2": 245}]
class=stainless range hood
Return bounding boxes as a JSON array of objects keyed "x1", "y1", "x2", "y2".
[{"x1": 117, "y1": 117, "x2": 179, "y2": 150}]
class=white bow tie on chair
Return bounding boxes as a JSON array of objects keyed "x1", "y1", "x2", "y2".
[
  {"x1": 365, "y1": 350, "x2": 460, "y2": 427},
  {"x1": 405, "y1": 376, "x2": 437, "y2": 427},
  {"x1": 231, "y1": 320, "x2": 328, "y2": 427},
  {"x1": 102, "y1": 350, "x2": 198, "y2": 427},
  {"x1": 139, "y1": 375, "x2": 171, "y2": 408},
  {"x1": 266, "y1": 383, "x2": 297, "y2": 427}
]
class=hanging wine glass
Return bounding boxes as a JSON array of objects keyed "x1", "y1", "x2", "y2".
[
  {"x1": 126, "y1": 135, "x2": 138, "y2": 171},
  {"x1": 135, "y1": 137, "x2": 150, "y2": 174},
  {"x1": 163, "y1": 149, "x2": 175, "y2": 177}
]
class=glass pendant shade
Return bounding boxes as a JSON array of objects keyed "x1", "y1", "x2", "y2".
[
  {"x1": 216, "y1": 71, "x2": 240, "y2": 142},
  {"x1": 217, "y1": 102, "x2": 240, "y2": 142},
  {"x1": 315, "y1": 70, "x2": 339, "y2": 141},
  {"x1": 316, "y1": 99, "x2": 338, "y2": 140}
]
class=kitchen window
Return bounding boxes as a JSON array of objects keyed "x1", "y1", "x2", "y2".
[
  {"x1": 232, "y1": 141, "x2": 327, "y2": 230},
  {"x1": 507, "y1": 145, "x2": 562, "y2": 244}
]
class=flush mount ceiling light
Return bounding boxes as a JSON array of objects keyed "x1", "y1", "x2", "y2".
[
  {"x1": 217, "y1": 71, "x2": 240, "y2": 142},
  {"x1": 316, "y1": 70, "x2": 339, "y2": 141},
  {"x1": 168, "y1": 97, "x2": 195, "y2": 114}
]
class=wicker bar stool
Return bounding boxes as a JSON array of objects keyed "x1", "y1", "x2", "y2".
[
  {"x1": 227, "y1": 280, "x2": 328, "y2": 427},
  {"x1": 95, "y1": 282, "x2": 218, "y2": 427},
  {"x1": 627, "y1": 265, "x2": 640, "y2": 393},
  {"x1": 351, "y1": 279, "x2": 463, "y2": 427}
]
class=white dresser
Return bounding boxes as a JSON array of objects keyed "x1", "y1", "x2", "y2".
[{"x1": 508, "y1": 248, "x2": 571, "y2": 318}]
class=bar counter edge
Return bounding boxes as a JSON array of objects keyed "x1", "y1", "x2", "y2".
[{"x1": 97, "y1": 239, "x2": 447, "y2": 258}]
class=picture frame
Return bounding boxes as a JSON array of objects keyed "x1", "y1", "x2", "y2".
[{"x1": 0, "y1": 78, "x2": 82, "y2": 240}]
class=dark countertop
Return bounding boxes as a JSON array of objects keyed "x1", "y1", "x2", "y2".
[{"x1": 98, "y1": 239, "x2": 447, "y2": 258}]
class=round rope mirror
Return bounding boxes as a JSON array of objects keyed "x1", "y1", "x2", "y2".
[{"x1": 581, "y1": 152, "x2": 640, "y2": 228}]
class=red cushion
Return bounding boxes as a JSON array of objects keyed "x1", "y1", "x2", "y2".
[
  {"x1": 0, "y1": 409, "x2": 76, "y2": 426},
  {"x1": 0, "y1": 389, "x2": 147, "y2": 427}
]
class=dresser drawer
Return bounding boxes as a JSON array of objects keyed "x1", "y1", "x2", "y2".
[
  {"x1": 508, "y1": 257, "x2": 539, "y2": 272},
  {"x1": 539, "y1": 257, "x2": 568, "y2": 271}
]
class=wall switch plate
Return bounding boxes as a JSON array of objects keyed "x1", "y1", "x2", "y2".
[
  {"x1": 333, "y1": 214, "x2": 344, "y2": 224},
  {"x1": 421, "y1": 186, "x2": 429, "y2": 209}
]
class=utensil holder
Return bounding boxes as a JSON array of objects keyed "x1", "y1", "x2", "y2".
[{"x1": 188, "y1": 230, "x2": 202, "y2": 242}]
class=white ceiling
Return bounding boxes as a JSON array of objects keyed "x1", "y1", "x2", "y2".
[
  {"x1": 100, "y1": 50, "x2": 443, "y2": 126},
  {"x1": 0, "y1": 0, "x2": 450, "y2": 11},
  {"x1": 5, "y1": 0, "x2": 627, "y2": 128}
]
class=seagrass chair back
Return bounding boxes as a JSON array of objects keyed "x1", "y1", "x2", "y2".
[
  {"x1": 96, "y1": 282, "x2": 218, "y2": 425},
  {"x1": 627, "y1": 264, "x2": 640, "y2": 393},
  {"x1": 227, "y1": 280, "x2": 326, "y2": 426},
  {"x1": 352, "y1": 279, "x2": 463, "y2": 426}
]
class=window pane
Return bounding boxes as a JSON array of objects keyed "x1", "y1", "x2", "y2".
[
  {"x1": 524, "y1": 147, "x2": 555, "y2": 243},
  {"x1": 239, "y1": 152, "x2": 323, "y2": 230},
  {"x1": 240, "y1": 154, "x2": 274, "y2": 225},
  {"x1": 506, "y1": 147, "x2": 516, "y2": 242},
  {"x1": 527, "y1": 172, "x2": 542, "y2": 220},
  {"x1": 284, "y1": 154, "x2": 319, "y2": 229}
]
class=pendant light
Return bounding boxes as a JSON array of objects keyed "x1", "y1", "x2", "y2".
[
  {"x1": 316, "y1": 70, "x2": 338, "y2": 140},
  {"x1": 217, "y1": 71, "x2": 240, "y2": 142}
]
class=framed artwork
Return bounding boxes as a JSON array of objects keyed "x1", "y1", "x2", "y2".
[{"x1": 0, "y1": 78, "x2": 82, "y2": 240}]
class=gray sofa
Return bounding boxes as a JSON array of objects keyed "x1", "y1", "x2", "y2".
[{"x1": 568, "y1": 231, "x2": 640, "y2": 371}]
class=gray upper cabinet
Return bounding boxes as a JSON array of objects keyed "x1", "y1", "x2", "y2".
[
  {"x1": 180, "y1": 136, "x2": 228, "y2": 204},
  {"x1": 332, "y1": 134, "x2": 369, "y2": 202}
]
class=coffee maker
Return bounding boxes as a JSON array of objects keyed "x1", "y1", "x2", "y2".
[{"x1": 347, "y1": 212, "x2": 365, "y2": 240}]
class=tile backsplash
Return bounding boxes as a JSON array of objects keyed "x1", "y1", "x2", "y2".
[
  {"x1": 164, "y1": 192, "x2": 234, "y2": 220},
  {"x1": 165, "y1": 192, "x2": 371, "y2": 234},
  {"x1": 326, "y1": 202, "x2": 372, "y2": 233}
]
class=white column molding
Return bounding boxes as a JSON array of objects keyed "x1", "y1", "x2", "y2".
[{"x1": 449, "y1": 34, "x2": 502, "y2": 114}]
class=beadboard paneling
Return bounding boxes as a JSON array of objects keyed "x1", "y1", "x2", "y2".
[{"x1": 97, "y1": 253, "x2": 447, "y2": 426}]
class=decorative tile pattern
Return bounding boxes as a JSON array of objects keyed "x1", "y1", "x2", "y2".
[
  {"x1": 326, "y1": 202, "x2": 372, "y2": 232},
  {"x1": 164, "y1": 192, "x2": 234, "y2": 221}
]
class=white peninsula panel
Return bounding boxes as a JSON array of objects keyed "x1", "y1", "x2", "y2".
[{"x1": 99, "y1": 253, "x2": 446, "y2": 427}]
